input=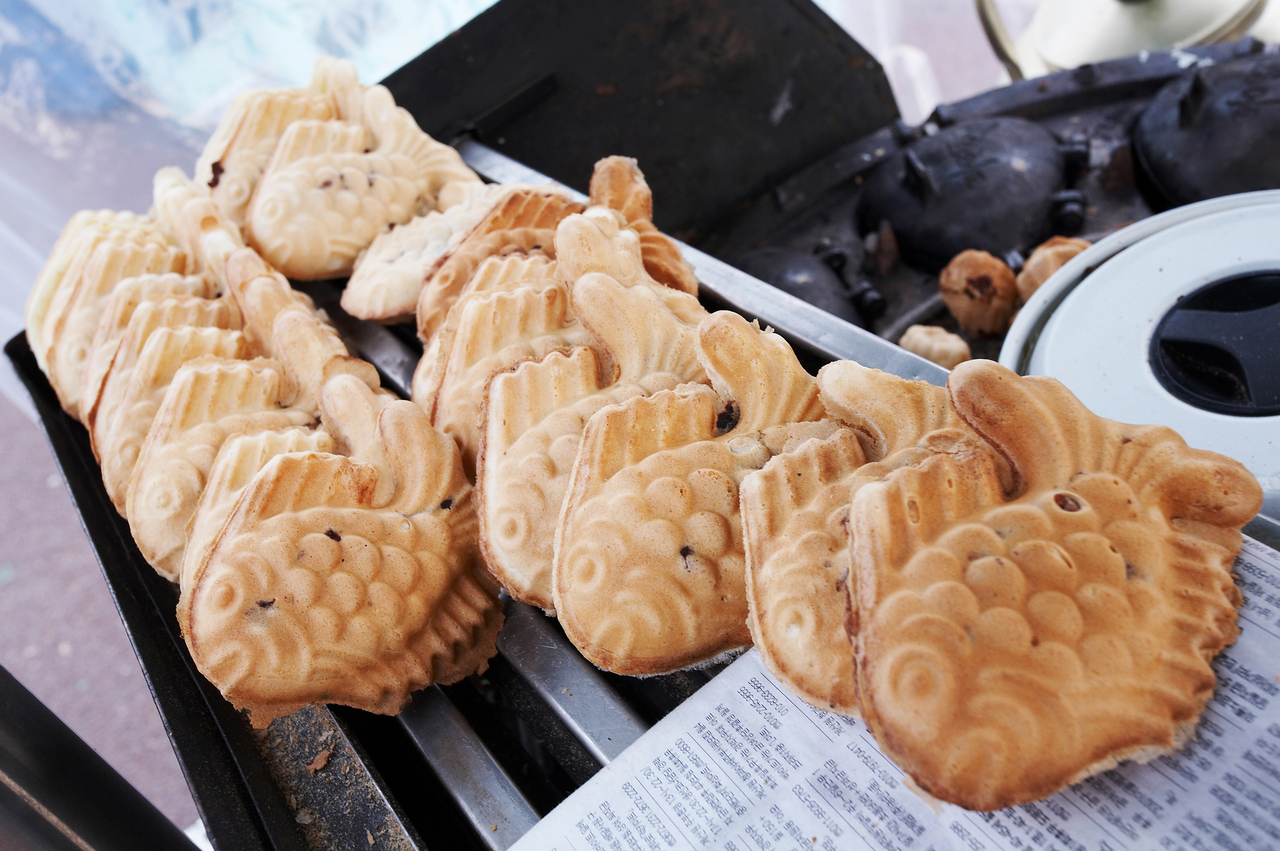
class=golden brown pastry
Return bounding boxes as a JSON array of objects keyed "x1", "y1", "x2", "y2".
[
  {"x1": 587, "y1": 156, "x2": 698, "y2": 296},
  {"x1": 938, "y1": 249, "x2": 1017, "y2": 336},
  {"x1": 850, "y1": 360, "x2": 1261, "y2": 811},
  {"x1": 182, "y1": 382, "x2": 500, "y2": 727},
  {"x1": 415, "y1": 190, "x2": 585, "y2": 342},
  {"x1": 553, "y1": 311, "x2": 829, "y2": 674},
  {"x1": 898, "y1": 324, "x2": 971, "y2": 370},
  {"x1": 477, "y1": 273, "x2": 707, "y2": 610},
  {"x1": 1016, "y1": 236, "x2": 1091, "y2": 303}
]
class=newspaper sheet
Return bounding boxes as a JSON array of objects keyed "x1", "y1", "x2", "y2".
[{"x1": 512, "y1": 537, "x2": 1280, "y2": 851}]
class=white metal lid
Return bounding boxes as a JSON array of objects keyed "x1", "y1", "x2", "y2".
[{"x1": 1000, "y1": 191, "x2": 1280, "y2": 521}]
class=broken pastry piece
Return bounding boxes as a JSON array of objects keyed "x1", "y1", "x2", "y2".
[
  {"x1": 553, "y1": 311, "x2": 830, "y2": 674},
  {"x1": 938, "y1": 249, "x2": 1017, "y2": 337},
  {"x1": 478, "y1": 273, "x2": 708, "y2": 611},
  {"x1": 850, "y1": 360, "x2": 1261, "y2": 811},
  {"x1": 898, "y1": 324, "x2": 970, "y2": 370},
  {"x1": 1016, "y1": 236, "x2": 1091, "y2": 304}
]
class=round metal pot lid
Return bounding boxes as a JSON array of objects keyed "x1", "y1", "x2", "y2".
[
  {"x1": 1027, "y1": 0, "x2": 1266, "y2": 71},
  {"x1": 1000, "y1": 190, "x2": 1280, "y2": 521}
]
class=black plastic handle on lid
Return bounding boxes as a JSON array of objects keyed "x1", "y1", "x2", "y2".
[{"x1": 1150, "y1": 272, "x2": 1280, "y2": 416}]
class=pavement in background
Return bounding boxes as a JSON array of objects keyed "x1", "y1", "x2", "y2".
[{"x1": 0, "y1": 389, "x2": 198, "y2": 829}]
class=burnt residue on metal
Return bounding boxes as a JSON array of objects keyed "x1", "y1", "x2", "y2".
[{"x1": 252, "y1": 706, "x2": 421, "y2": 851}]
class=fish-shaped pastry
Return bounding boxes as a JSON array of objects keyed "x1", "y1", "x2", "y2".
[
  {"x1": 194, "y1": 57, "x2": 358, "y2": 230},
  {"x1": 181, "y1": 375, "x2": 502, "y2": 726},
  {"x1": 127, "y1": 356, "x2": 316, "y2": 580},
  {"x1": 478, "y1": 273, "x2": 707, "y2": 611},
  {"x1": 554, "y1": 311, "x2": 831, "y2": 674},
  {"x1": 849, "y1": 360, "x2": 1261, "y2": 811},
  {"x1": 740, "y1": 360, "x2": 1010, "y2": 716}
]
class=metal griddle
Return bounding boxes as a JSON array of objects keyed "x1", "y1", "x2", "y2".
[{"x1": 8, "y1": 3, "x2": 1280, "y2": 845}]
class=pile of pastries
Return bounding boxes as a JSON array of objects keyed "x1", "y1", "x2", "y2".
[{"x1": 26, "y1": 59, "x2": 1264, "y2": 811}]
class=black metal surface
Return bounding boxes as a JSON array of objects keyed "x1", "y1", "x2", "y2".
[
  {"x1": 0, "y1": 778, "x2": 88, "y2": 851},
  {"x1": 1134, "y1": 51, "x2": 1280, "y2": 209},
  {"x1": 704, "y1": 38, "x2": 1265, "y2": 259},
  {"x1": 695, "y1": 39, "x2": 1272, "y2": 366},
  {"x1": 333, "y1": 708, "x2": 494, "y2": 851},
  {"x1": 0, "y1": 664, "x2": 198, "y2": 851},
  {"x1": 855, "y1": 116, "x2": 1069, "y2": 272},
  {"x1": 733, "y1": 246, "x2": 866, "y2": 326},
  {"x1": 251, "y1": 705, "x2": 425, "y2": 850},
  {"x1": 5, "y1": 332, "x2": 309, "y2": 851},
  {"x1": 1149, "y1": 271, "x2": 1280, "y2": 416},
  {"x1": 383, "y1": 0, "x2": 898, "y2": 240}
]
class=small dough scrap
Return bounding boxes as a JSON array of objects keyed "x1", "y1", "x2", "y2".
[
  {"x1": 898, "y1": 324, "x2": 971, "y2": 370},
  {"x1": 1016, "y1": 236, "x2": 1091, "y2": 303},
  {"x1": 938, "y1": 250, "x2": 1016, "y2": 337}
]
